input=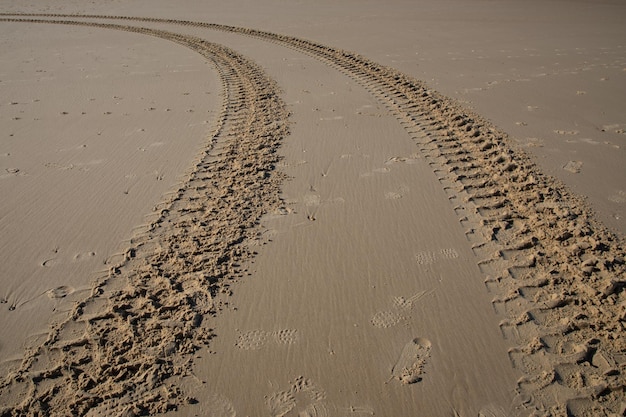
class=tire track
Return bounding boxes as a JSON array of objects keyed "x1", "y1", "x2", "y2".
[
  {"x1": 2, "y1": 14, "x2": 626, "y2": 416},
  {"x1": 0, "y1": 19, "x2": 289, "y2": 416}
]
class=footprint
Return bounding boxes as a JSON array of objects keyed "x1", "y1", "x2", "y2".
[
  {"x1": 371, "y1": 290, "x2": 432, "y2": 328},
  {"x1": 563, "y1": 160, "x2": 583, "y2": 173},
  {"x1": 235, "y1": 329, "x2": 299, "y2": 350},
  {"x1": 266, "y1": 376, "x2": 327, "y2": 417},
  {"x1": 415, "y1": 251, "x2": 437, "y2": 265},
  {"x1": 235, "y1": 330, "x2": 269, "y2": 350},
  {"x1": 371, "y1": 309, "x2": 404, "y2": 328},
  {"x1": 415, "y1": 248, "x2": 459, "y2": 265},
  {"x1": 46, "y1": 286, "x2": 74, "y2": 299},
  {"x1": 390, "y1": 337, "x2": 432, "y2": 384},
  {"x1": 385, "y1": 185, "x2": 409, "y2": 200}
]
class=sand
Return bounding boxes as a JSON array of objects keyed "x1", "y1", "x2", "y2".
[{"x1": 0, "y1": 1, "x2": 625, "y2": 416}]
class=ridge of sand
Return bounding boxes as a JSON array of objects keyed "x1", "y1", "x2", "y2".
[{"x1": 0, "y1": 14, "x2": 624, "y2": 417}]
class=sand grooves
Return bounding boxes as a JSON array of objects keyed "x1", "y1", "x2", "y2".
[
  {"x1": 1, "y1": 14, "x2": 626, "y2": 416},
  {"x1": 0, "y1": 18, "x2": 289, "y2": 416}
]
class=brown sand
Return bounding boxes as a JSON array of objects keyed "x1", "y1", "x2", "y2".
[{"x1": 0, "y1": 2, "x2": 625, "y2": 416}]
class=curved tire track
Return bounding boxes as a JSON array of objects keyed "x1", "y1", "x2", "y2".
[
  {"x1": 1, "y1": 14, "x2": 626, "y2": 416},
  {"x1": 0, "y1": 18, "x2": 289, "y2": 416}
]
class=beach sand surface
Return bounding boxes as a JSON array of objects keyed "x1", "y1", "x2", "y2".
[{"x1": 0, "y1": 1, "x2": 625, "y2": 416}]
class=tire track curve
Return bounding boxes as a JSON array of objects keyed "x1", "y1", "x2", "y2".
[
  {"x1": 37, "y1": 13, "x2": 626, "y2": 416},
  {"x1": 2, "y1": 14, "x2": 626, "y2": 417},
  {"x1": 0, "y1": 19, "x2": 289, "y2": 416}
]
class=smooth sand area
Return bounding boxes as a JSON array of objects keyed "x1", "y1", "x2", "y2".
[{"x1": 0, "y1": 1, "x2": 624, "y2": 416}]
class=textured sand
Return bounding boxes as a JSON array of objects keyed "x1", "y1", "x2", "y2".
[{"x1": 0, "y1": 2, "x2": 625, "y2": 417}]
